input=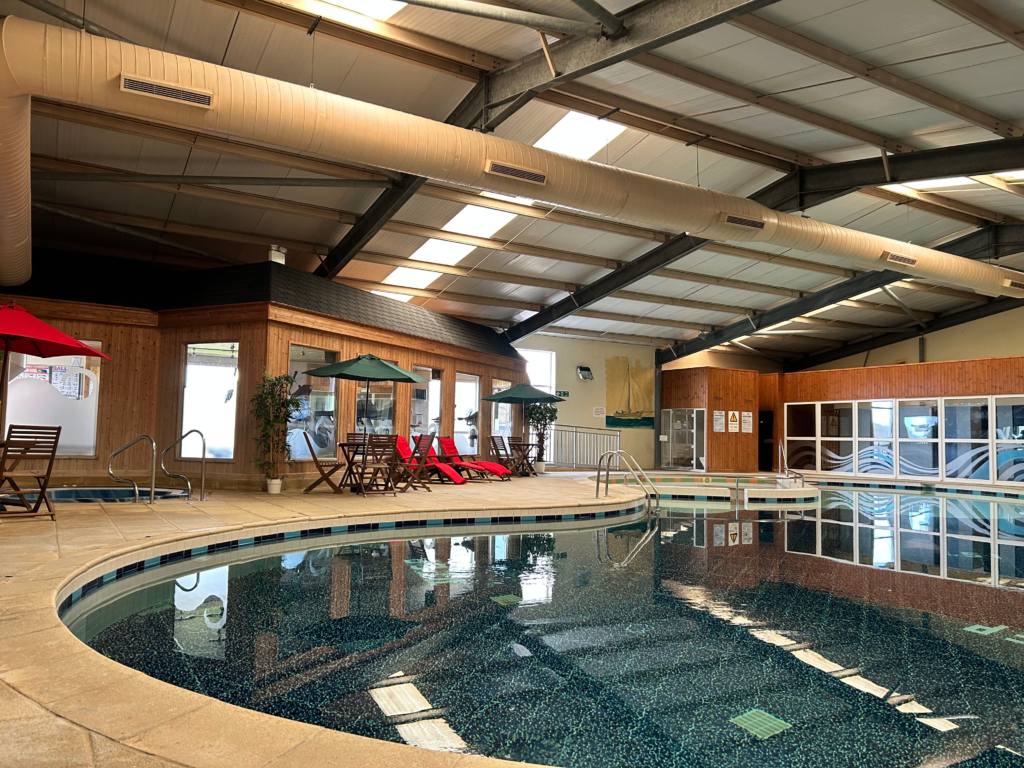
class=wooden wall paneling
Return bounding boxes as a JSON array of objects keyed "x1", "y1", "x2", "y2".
[
  {"x1": 706, "y1": 368, "x2": 759, "y2": 473},
  {"x1": 661, "y1": 368, "x2": 708, "y2": 410}
]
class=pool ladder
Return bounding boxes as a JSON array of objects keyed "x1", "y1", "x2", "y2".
[
  {"x1": 108, "y1": 431, "x2": 206, "y2": 502},
  {"x1": 596, "y1": 450, "x2": 660, "y2": 513},
  {"x1": 778, "y1": 441, "x2": 806, "y2": 488}
]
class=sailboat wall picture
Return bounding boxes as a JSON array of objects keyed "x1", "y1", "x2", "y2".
[{"x1": 604, "y1": 356, "x2": 655, "y2": 429}]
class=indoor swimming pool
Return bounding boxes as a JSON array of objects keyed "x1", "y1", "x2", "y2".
[{"x1": 63, "y1": 491, "x2": 1024, "y2": 768}]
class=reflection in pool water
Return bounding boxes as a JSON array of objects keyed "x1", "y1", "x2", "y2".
[{"x1": 72, "y1": 493, "x2": 1024, "y2": 767}]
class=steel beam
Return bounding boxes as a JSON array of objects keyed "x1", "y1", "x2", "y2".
[
  {"x1": 479, "y1": 0, "x2": 780, "y2": 129},
  {"x1": 930, "y1": 0, "x2": 1024, "y2": 52},
  {"x1": 20, "y1": 0, "x2": 132, "y2": 42},
  {"x1": 786, "y1": 296, "x2": 1024, "y2": 371},
  {"x1": 399, "y1": 0, "x2": 601, "y2": 37},
  {"x1": 566, "y1": 0, "x2": 625, "y2": 36}
]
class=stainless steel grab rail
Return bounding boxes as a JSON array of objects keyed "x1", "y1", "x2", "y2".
[
  {"x1": 596, "y1": 449, "x2": 660, "y2": 512},
  {"x1": 160, "y1": 430, "x2": 206, "y2": 501},
  {"x1": 778, "y1": 441, "x2": 805, "y2": 488},
  {"x1": 108, "y1": 435, "x2": 156, "y2": 503}
]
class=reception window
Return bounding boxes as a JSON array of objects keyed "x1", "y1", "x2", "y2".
[{"x1": 784, "y1": 394, "x2": 1024, "y2": 485}]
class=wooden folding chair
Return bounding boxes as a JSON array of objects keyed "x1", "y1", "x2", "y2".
[
  {"x1": 418, "y1": 434, "x2": 467, "y2": 485},
  {"x1": 302, "y1": 432, "x2": 346, "y2": 493},
  {"x1": 395, "y1": 436, "x2": 431, "y2": 492},
  {"x1": 0, "y1": 425, "x2": 61, "y2": 521},
  {"x1": 490, "y1": 435, "x2": 525, "y2": 476},
  {"x1": 353, "y1": 434, "x2": 398, "y2": 496}
]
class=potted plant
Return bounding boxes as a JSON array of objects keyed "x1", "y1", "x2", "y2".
[
  {"x1": 250, "y1": 372, "x2": 302, "y2": 493},
  {"x1": 524, "y1": 402, "x2": 558, "y2": 474}
]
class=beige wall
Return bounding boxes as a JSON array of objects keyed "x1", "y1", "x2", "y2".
[
  {"x1": 662, "y1": 349, "x2": 782, "y2": 374},
  {"x1": 514, "y1": 335, "x2": 656, "y2": 469},
  {"x1": 809, "y1": 306, "x2": 1024, "y2": 371}
]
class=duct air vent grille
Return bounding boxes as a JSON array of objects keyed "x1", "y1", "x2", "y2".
[
  {"x1": 722, "y1": 214, "x2": 765, "y2": 230},
  {"x1": 883, "y1": 251, "x2": 918, "y2": 267},
  {"x1": 120, "y1": 74, "x2": 214, "y2": 108},
  {"x1": 484, "y1": 160, "x2": 546, "y2": 186},
  {"x1": 1005, "y1": 278, "x2": 1024, "y2": 291}
]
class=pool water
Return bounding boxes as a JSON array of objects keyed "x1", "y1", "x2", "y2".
[
  {"x1": 72, "y1": 491, "x2": 1024, "y2": 768},
  {"x1": 2, "y1": 486, "x2": 188, "y2": 503}
]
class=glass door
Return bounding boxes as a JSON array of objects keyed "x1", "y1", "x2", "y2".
[{"x1": 661, "y1": 408, "x2": 706, "y2": 471}]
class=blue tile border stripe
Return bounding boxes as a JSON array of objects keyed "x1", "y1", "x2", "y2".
[{"x1": 56, "y1": 502, "x2": 646, "y2": 618}]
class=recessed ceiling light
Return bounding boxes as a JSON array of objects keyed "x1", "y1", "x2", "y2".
[
  {"x1": 534, "y1": 111, "x2": 627, "y2": 161},
  {"x1": 371, "y1": 290, "x2": 413, "y2": 302},
  {"x1": 322, "y1": 0, "x2": 407, "y2": 21}
]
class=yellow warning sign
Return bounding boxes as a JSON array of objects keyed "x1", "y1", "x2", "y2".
[{"x1": 728, "y1": 410, "x2": 739, "y2": 433}]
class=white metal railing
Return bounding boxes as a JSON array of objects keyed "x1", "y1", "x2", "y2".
[
  {"x1": 161, "y1": 430, "x2": 206, "y2": 501},
  {"x1": 108, "y1": 435, "x2": 156, "y2": 503},
  {"x1": 596, "y1": 449, "x2": 660, "y2": 512},
  {"x1": 535, "y1": 424, "x2": 620, "y2": 469}
]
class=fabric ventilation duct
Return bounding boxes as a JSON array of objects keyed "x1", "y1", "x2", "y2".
[{"x1": 1, "y1": 15, "x2": 1023, "y2": 297}]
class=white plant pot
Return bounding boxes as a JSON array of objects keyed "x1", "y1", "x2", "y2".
[
  {"x1": 534, "y1": 461, "x2": 546, "y2": 474},
  {"x1": 266, "y1": 478, "x2": 283, "y2": 494}
]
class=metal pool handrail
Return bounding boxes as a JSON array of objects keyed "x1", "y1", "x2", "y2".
[
  {"x1": 161, "y1": 430, "x2": 206, "y2": 501},
  {"x1": 778, "y1": 441, "x2": 805, "y2": 488},
  {"x1": 596, "y1": 450, "x2": 660, "y2": 512},
  {"x1": 108, "y1": 435, "x2": 156, "y2": 503}
]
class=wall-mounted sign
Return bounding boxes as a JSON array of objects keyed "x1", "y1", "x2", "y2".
[
  {"x1": 713, "y1": 411, "x2": 725, "y2": 432},
  {"x1": 658, "y1": 434, "x2": 668, "y2": 442},
  {"x1": 742, "y1": 521, "x2": 754, "y2": 545},
  {"x1": 741, "y1": 411, "x2": 753, "y2": 433},
  {"x1": 713, "y1": 524, "x2": 725, "y2": 547},
  {"x1": 728, "y1": 411, "x2": 740, "y2": 432},
  {"x1": 728, "y1": 522, "x2": 740, "y2": 546},
  {"x1": 593, "y1": 406, "x2": 606, "y2": 418},
  {"x1": 556, "y1": 390, "x2": 569, "y2": 398}
]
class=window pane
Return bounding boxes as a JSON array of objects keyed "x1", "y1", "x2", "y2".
[
  {"x1": 945, "y1": 442, "x2": 990, "y2": 480},
  {"x1": 858, "y1": 401, "x2": 894, "y2": 439},
  {"x1": 518, "y1": 349, "x2": 555, "y2": 393},
  {"x1": 7, "y1": 342, "x2": 103, "y2": 456},
  {"x1": 287, "y1": 345, "x2": 337, "y2": 460},
  {"x1": 995, "y1": 396, "x2": 1024, "y2": 441},
  {"x1": 899, "y1": 400, "x2": 938, "y2": 439},
  {"x1": 946, "y1": 499, "x2": 991, "y2": 538},
  {"x1": 455, "y1": 373, "x2": 480, "y2": 454},
  {"x1": 995, "y1": 444, "x2": 1024, "y2": 483},
  {"x1": 786, "y1": 403, "x2": 816, "y2": 438},
  {"x1": 858, "y1": 493, "x2": 895, "y2": 527},
  {"x1": 821, "y1": 440, "x2": 854, "y2": 473},
  {"x1": 491, "y1": 378, "x2": 513, "y2": 439},
  {"x1": 997, "y1": 503, "x2": 1024, "y2": 542},
  {"x1": 821, "y1": 402, "x2": 853, "y2": 438},
  {"x1": 857, "y1": 441, "x2": 894, "y2": 475},
  {"x1": 821, "y1": 522, "x2": 854, "y2": 562},
  {"x1": 947, "y1": 537, "x2": 991, "y2": 583},
  {"x1": 900, "y1": 496, "x2": 940, "y2": 532},
  {"x1": 411, "y1": 367, "x2": 442, "y2": 438},
  {"x1": 356, "y1": 381, "x2": 395, "y2": 434},
  {"x1": 859, "y1": 527, "x2": 895, "y2": 569},
  {"x1": 945, "y1": 397, "x2": 988, "y2": 440},
  {"x1": 998, "y1": 544, "x2": 1024, "y2": 588},
  {"x1": 900, "y1": 531, "x2": 940, "y2": 575},
  {"x1": 786, "y1": 521, "x2": 816, "y2": 554},
  {"x1": 182, "y1": 342, "x2": 238, "y2": 458},
  {"x1": 899, "y1": 442, "x2": 939, "y2": 477},
  {"x1": 821, "y1": 491, "x2": 854, "y2": 522},
  {"x1": 786, "y1": 440, "x2": 816, "y2": 470}
]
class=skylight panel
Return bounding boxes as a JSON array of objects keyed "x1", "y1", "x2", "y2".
[
  {"x1": 384, "y1": 266, "x2": 442, "y2": 289},
  {"x1": 443, "y1": 205, "x2": 518, "y2": 238},
  {"x1": 322, "y1": 0, "x2": 407, "y2": 21},
  {"x1": 995, "y1": 170, "x2": 1024, "y2": 181},
  {"x1": 372, "y1": 290, "x2": 413, "y2": 302},
  {"x1": 900, "y1": 177, "x2": 974, "y2": 190},
  {"x1": 408, "y1": 239, "x2": 476, "y2": 266},
  {"x1": 533, "y1": 111, "x2": 626, "y2": 161}
]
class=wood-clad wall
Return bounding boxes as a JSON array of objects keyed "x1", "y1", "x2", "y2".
[
  {"x1": 781, "y1": 356, "x2": 1024, "y2": 402},
  {"x1": 661, "y1": 367, "x2": 759, "y2": 473},
  {"x1": 5, "y1": 296, "x2": 525, "y2": 488}
]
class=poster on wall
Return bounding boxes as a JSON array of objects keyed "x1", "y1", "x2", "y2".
[
  {"x1": 593, "y1": 407, "x2": 606, "y2": 418},
  {"x1": 742, "y1": 522, "x2": 753, "y2": 545},
  {"x1": 728, "y1": 411, "x2": 740, "y2": 432},
  {"x1": 742, "y1": 412, "x2": 753, "y2": 433},
  {"x1": 604, "y1": 356, "x2": 654, "y2": 429},
  {"x1": 713, "y1": 524, "x2": 725, "y2": 546},
  {"x1": 728, "y1": 522, "x2": 740, "y2": 546},
  {"x1": 713, "y1": 411, "x2": 725, "y2": 432}
]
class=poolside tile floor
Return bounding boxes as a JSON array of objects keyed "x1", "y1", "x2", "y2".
[{"x1": 0, "y1": 474, "x2": 642, "y2": 767}]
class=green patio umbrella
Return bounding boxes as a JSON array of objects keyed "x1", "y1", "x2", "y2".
[
  {"x1": 483, "y1": 383, "x2": 565, "y2": 404},
  {"x1": 306, "y1": 354, "x2": 427, "y2": 433}
]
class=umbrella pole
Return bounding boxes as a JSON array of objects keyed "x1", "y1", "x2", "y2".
[
  {"x1": 0, "y1": 337, "x2": 9, "y2": 440},
  {"x1": 364, "y1": 379, "x2": 371, "y2": 434}
]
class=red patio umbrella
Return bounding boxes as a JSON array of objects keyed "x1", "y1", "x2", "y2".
[{"x1": 0, "y1": 303, "x2": 111, "y2": 436}]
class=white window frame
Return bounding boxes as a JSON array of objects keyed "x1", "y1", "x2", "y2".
[{"x1": 783, "y1": 401, "x2": 819, "y2": 473}]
